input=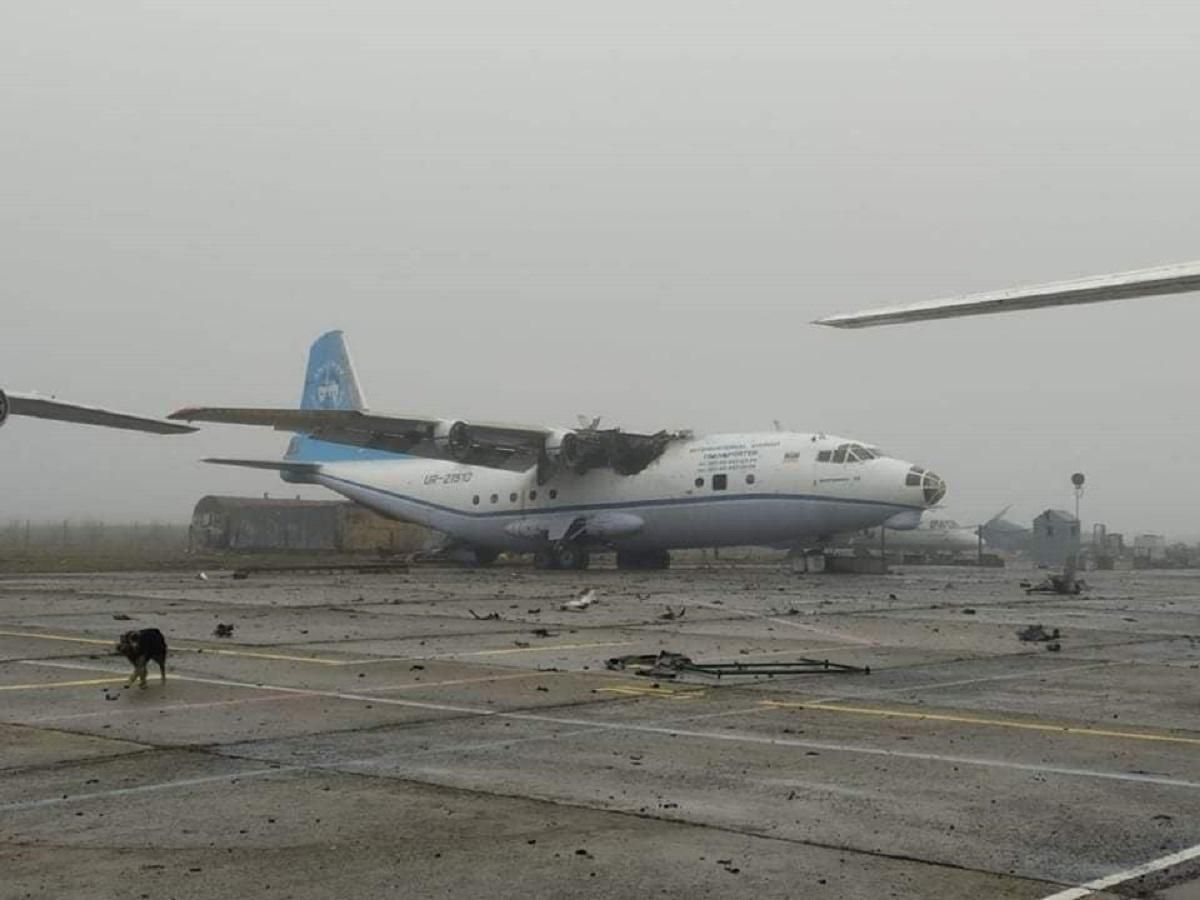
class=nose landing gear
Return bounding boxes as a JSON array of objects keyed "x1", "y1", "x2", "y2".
[{"x1": 533, "y1": 543, "x2": 591, "y2": 571}]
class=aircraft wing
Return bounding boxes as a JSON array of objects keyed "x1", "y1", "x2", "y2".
[
  {"x1": 814, "y1": 260, "x2": 1200, "y2": 328},
  {"x1": 1, "y1": 389, "x2": 196, "y2": 435},
  {"x1": 169, "y1": 406, "x2": 680, "y2": 474}
]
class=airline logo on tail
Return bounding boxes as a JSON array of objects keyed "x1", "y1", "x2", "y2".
[{"x1": 287, "y1": 330, "x2": 401, "y2": 463}]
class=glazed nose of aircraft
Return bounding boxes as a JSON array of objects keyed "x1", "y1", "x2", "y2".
[{"x1": 906, "y1": 465, "x2": 946, "y2": 507}]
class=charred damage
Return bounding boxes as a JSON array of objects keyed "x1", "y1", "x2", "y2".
[{"x1": 538, "y1": 428, "x2": 679, "y2": 482}]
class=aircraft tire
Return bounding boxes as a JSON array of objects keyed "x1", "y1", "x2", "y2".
[
  {"x1": 533, "y1": 548, "x2": 560, "y2": 570},
  {"x1": 471, "y1": 548, "x2": 499, "y2": 567},
  {"x1": 555, "y1": 544, "x2": 590, "y2": 571}
]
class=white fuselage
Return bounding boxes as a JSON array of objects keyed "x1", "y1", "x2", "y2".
[{"x1": 300, "y1": 431, "x2": 940, "y2": 553}]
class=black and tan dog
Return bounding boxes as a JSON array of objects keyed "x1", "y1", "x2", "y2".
[{"x1": 115, "y1": 628, "x2": 168, "y2": 688}]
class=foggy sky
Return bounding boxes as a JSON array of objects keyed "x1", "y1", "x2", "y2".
[{"x1": 3, "y1": 1, "x2": 1199, "y2": 537}]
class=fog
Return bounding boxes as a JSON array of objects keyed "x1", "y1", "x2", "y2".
[{"x1": 3, "y1": 1, "x2": 1198, "y2": 535}]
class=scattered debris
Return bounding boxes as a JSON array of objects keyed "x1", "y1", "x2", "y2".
[
  {"x1": 231, "y1": 570, "x2": 250, "y2": 580},
  {"x1": 111, "y1": 613, "x2": 132, "y2": 621},
  {"x1": 1017, "y1": 624, "x2": 1060, "y2": 643},
  {"x1": 1024, "y1": 558, "x2": 1087, "y2": 595},
  {"x1": 468, "y1": 609, "x2": 501, "y2": 621},
  {"x1": 513, "y1": 640, "x2": 531, "y2": 648},
  {"x1": 961, "y1": 608, "x2": 976, "y2": 615},
  {"x1": 531, "y1": 628, "x2": 554, "y2": 638},
  {"x1": 606, "y1": 651, "x2": 869, "y2": 679},
  {"x1": 1046, "y1": 641, "x2": 1062, "y2": 652},
  {"x1": 888, "y1": 593, "x2": 898, "y2": 601},
  {"x1": 409, "y1": 664, "x2": 425, "y2": 671},
  {"x1": 526, "y1": 608, "x2": 541, "y2": 615},
  {"x1": 196, "y1": 572, "x2": 208, "y2": 581},
  {"x1": 213, "y1": 623, "x2": 235, "y2": 638},
  {"x1": 659, "y1": 606, "x2": 687, "y2": 621},
  {"x1": 562, "y1": 589, "x2": 598, "y2": 612}
]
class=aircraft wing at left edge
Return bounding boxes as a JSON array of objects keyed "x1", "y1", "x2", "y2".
[{"x1": 0, "y1": 389, "x2": 197, "y2": 435}]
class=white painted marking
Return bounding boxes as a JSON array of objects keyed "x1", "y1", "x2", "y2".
[
  {"x1": 21, "y1": 659, "x2": 493, "y2": 717},
  {"x1": 807, "y1": 660, "x2": 1116, "y2": 705},
  {"x1": 497, "y1": 711, "x2": 1200, "y2": 791},
  {"x1": 21, "y1": 692, "x2": 305, "y2": 724},
  {"x1": 16, "y1": 660, "x2": 1200, "y2": 799},
  {"x1": 0, "y1": 766, "x2": 301, "y2": 813},
  {"x1": 1040, "y1": 841, "x2": 1200, "y2": 899}
]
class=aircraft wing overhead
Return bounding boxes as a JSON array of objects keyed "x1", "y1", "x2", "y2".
[
  {"x1": 813, "y1": 259, "x2": 1200, "y2": 328},
  {"x1": 169, "y1": 406, "x2": 552, "y2": 469},
  {"x1": 169, "y1": 406, "x2": 681, "y2": 474},
  {"x1": 1, "y1": 390, "x2": 196, "y2": 435}
]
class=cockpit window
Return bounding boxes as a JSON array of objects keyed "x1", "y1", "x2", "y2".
[{"x1": 826, "y1": 443, "x2": 878, "y2": 464}]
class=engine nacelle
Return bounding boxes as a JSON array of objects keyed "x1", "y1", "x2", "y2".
[
  {"x1": 431, "y1": 419, "x2": 472, "y2": 462},
  {"x1": 883, "y1": 509, "x2": 923, "y2": 531},
  {"x1": 543, "y1": 429, "x2": 585, "y2": 468},
  {"x1": 0, "y1": 389, "x2": 8, "y2": 429}
]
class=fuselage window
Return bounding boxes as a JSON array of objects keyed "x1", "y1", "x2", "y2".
[
  {"x1": 745, "y1": 473, "x2": 756, "y2": 485},
  {"x1": 490, "y1": 494, "x2": 498, "y2": 504},
  {"x1": 529, "y1": 490, "x2": 537, "y2": 501},
  {"x1": 905, "y1": 473, "x2": 921, "y2": 487},
  {"x1": 832, "y1": 446, "x2": 847, "y2": 464},
  {"x1": 472, "y1": 495, "x2": 480, "y2": 506},
  {"x1": 549, "y1": 489, "x2": 558, "y2": 499},
  {"x1": 817, "y1": 450, "x2": 832, "y2": 463},
  {"x1": 712, "y1": 474, "x2": 727, "y2": 491},
  {"x1": 694, "y1": 477, "x2": 705, "y2": 488},
  {"x1": 509, "y1": 492, "x2": 518, "y2": 502}
]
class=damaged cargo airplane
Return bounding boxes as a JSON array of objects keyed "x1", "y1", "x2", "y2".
[{"x1": 170, "y1": 331, "x2": 945, "y2": 570}]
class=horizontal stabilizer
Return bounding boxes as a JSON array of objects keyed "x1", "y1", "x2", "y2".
[
  {"x1": 202, "y1": 458, "x2": 323, "y2": 475},
  {"x1": 814, "y1": 259, "x2": 1200, "y2": 328}
]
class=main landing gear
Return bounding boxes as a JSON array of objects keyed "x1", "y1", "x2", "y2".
[
  {"x1": 615, "y1": 549, "x2": 671, "y2": 570},
  {"x1": 533, "y1": 543, "x2": 591, "y2": 571}
]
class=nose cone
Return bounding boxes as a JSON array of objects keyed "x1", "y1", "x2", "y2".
[
  {"x1": 903, "y1": 465, "x2": 946, "y2": 508},
  {"x1": 921, "y1": 470, "x2": 946, "y2": 507}
]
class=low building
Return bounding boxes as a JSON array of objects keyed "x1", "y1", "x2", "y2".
[
  {"x1": 190, "y1": 496, "x2": 430, "y2": 554},
  {"x1": 1133, "y1": 533, "x2": 1167, "y2": 563},
  {"x1": 1032, "y1": 509, "x2": 1080, "y2": 568}
]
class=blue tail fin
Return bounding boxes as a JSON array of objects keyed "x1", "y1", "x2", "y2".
[
  {"x1": 285, "y1": 331, "x2": 397, "y2": 462},
  {"x1": 300, "y1": 330, "x2": 366, "y2": 412}
]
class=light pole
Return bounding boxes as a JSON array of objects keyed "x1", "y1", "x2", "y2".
[{"x1": 1072, "y1": 472, "x2": 1085, "y2": 566}]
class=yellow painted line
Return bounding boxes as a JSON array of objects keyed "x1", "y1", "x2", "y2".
[
  {"x1": 759, "y1": 700, "x2": 1200, "y2": 747},
  {"x1": 0, "y1": 629, "x2": 112, "y2": 647},
  {"x1": 448, "y1": 640, "x2": 638, "y2": 658},
  {"x1": 0, "y1": 629, "x2": 344, "y2": 667},
  {"x1": 367, "y1": 672, "x2": 551, "y2": 692},
  {"x1": 597, "y1": 683, "x2": 706, "y2": 699},
  {"x1": 0, "y1": 676, "x2": 127, "y2": 691}
]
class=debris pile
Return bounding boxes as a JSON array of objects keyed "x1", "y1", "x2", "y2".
[
  {"x1": 1016, "y1": 624, "x2": 1060, "y2": 643},
  {"x1": 562, "y1": 589, "x2": 598, "y2": 612},
  {"x1": 606, "y1": 650, "x2": 869, "y2": 679}
]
